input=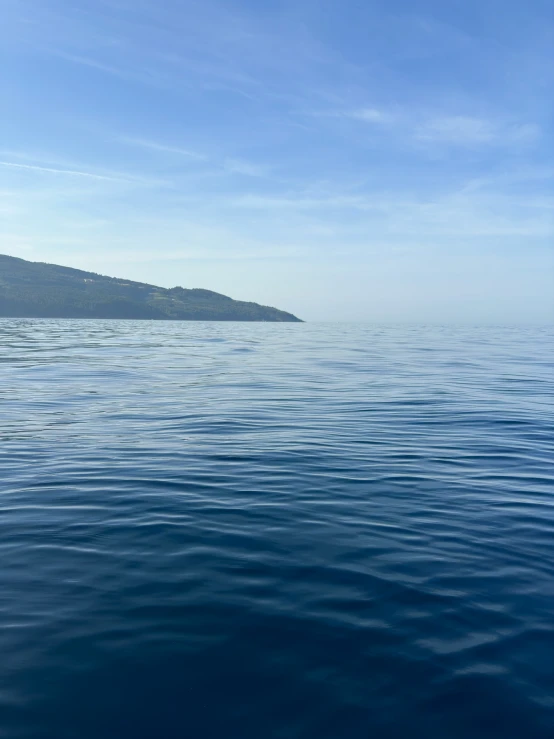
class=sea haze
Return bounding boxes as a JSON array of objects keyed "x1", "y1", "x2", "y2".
[{"x1": 1, "y1": 320, "x2": 553, "y2": 739}]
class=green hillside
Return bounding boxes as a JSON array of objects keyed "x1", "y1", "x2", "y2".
[{"x1": 0, "y1": 254, "x2": 301, "y2": 322}]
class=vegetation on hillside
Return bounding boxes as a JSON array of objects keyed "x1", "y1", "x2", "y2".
[{"x1": 0, "y1": 255, "x2": 301, "y2": 322}]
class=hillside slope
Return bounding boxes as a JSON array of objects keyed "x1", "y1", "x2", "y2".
[{"x1": 0, "y1": 255, "x2": 302, "y2": 322}]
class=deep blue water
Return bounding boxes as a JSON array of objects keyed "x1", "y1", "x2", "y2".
[{"x1": 1, "y1": 320, "x2": 553, "y2": 739}]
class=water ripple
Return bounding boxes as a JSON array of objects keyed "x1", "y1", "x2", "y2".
[{"x1": 0, "y1": 320, "x2": 553, "y2": 739}]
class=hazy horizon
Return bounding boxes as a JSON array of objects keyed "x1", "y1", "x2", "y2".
[{"x1": 2, "y1": 0, "x2": 553, "y2": 323}]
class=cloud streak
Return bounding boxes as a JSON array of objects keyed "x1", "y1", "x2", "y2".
[
  {"x1": 118, "y1": 135, "x2": 270, "y2": 179},
  {"x1": 119, "y1": 137, "x2": 205, "y2": 160},
  {"x1": 223, "y1": 158, "x2": 268, "y2": 177},
  {"x1": 416, "y1": 116, "x2": 541, "y2": 147},
  {"x1": 0, "y1": 160, "x2": 129, "y2": 182},
  {"x1": 346, "y1": 108, "x2": 393, "y2": 123}
]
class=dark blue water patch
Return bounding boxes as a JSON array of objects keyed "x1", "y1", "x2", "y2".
[{"x1": 0, "y1": 320, "x2": 553, "y2": 739}]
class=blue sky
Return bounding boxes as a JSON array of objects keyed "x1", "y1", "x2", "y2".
[{"x1": 1, "y1": 0, "x2": 553, "y2": 322}]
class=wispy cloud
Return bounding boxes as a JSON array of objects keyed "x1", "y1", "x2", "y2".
[
  {"x1": 78, "y1": 245, "x2": 301, "y2": 264},
  {"x1": 226, "y1": 186, "x2": 553, "y2": 239},
  {"x1": 459, "y1": 165, "x2": 554, "y2": 193},
  {"x1": 308, "y1": 107, "x2": 540, "y2": 150},
  {"x1": 505, "y1": 123, "x2": 541, "y2": 143},
  {"x1": 417, "y1": 116, "x2": 496, "y2": 144},
  {"x1": 346, "y1": 108, "x2": 393, "y2": 124},
  {"x1": 118, "y1": 135, "x2": 270, "y2": 178},
  {"x1": 50, "y1": 51, "x2": 131, "y2": 80},
  {"x1": 0, "y1": 156, "x2": 169, "y2": 187},
  {"x1": 416, "y1": 116, "x2": 541, "y2": 146},
  {"x1": 229, "y1": 194, "x2": 369, "y2": 210},
  {"x1": 308, "y1": 106, "x2": 393, "y2": 125},
  {"x1": 223, "y1": 158, "x2": 268, "y2": 177},
  {"x1": 120, "y1": 137, "x2": 205, "y2": 160},
  {"x1": 0, "y1": 160, "x2": 129, "y2": 182}
]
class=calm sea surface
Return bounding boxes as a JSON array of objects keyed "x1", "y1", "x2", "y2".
[{"x1": 1, "y1": 320, "x2": 553, "y2": 739}]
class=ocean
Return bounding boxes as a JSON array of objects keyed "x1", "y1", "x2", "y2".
[{"x1": 1, "y1": 319, "x2": 553, "y2": 739}]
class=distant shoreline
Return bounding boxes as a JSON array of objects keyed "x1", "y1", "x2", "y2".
[{"x1": 0, "y1": 254, "x2": 302, "y2": 323}]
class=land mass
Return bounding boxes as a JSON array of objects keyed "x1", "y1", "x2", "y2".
[{"x1": 0, "y1": 254, "x2": 302, "y2": 322}]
